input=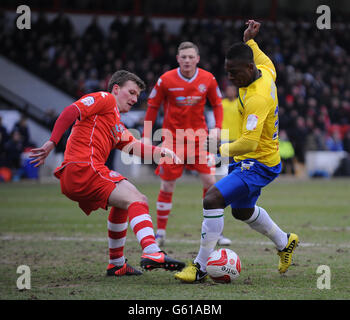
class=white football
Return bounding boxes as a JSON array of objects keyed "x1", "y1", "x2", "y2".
[{"x1": 206, "y1": 248, "x2": 241, "y2": 283}]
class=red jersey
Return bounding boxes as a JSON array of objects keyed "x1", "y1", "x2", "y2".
[
  {"x1": 145, "y1": 67, "x2": 223, "y2": 137},
  {"x1": 58, "y1": 91, "x2": 134, "y2": 170}
]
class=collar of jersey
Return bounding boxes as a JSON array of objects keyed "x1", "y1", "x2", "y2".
[{"x1": 177, "y1": 67, "x2": 198, "y2": 83}]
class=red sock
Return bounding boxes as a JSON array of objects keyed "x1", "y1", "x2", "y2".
[
  {"x1": 128, "y1": 201, "x2": 159, "y2": 253},
  {"x1": 156, "y1": 190, "x2": 173, "y2": 232},
  {"x1": 107, "y1": 207, "x2": 128, "y2": 266}
]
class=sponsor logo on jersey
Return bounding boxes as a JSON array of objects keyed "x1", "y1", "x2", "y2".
[
  {"x1": 246, "y1": 114, "x2": 259, "y2": 130},
  {"x1": 175, "y1": 96, "x2": 202, "y2": 106},
  {"x1": 198, "y1": 84, "x2": 207, "y2": 93},
  {"x1": 168, "y1": 87, "x2": 184, "y2": 91},
  {"x1": 109, "y1": 171, "x2": 120, "y2": 178},
  {"x1": 80, "y1": 96, "x2": 95, "y2": 106},
  {"x1": 110, "y1": 123, "x2": 125, "y2": 144}
]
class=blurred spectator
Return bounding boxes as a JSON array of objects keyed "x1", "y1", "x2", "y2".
[
  {"x1": 1, "y1": 12, "x2": 350, "y2": 167},
  {"x1": 279, "y1": 130, "x2": 295, "y2": 175},
  {"x1": 288, "y1": 116, "x2": 308, "y2": 164},
  {"x1": 12, "y1": 116, "x2": 31, "y2": 147},
  {"x1": 325, "y1": 129, "x2": 344, "y2": 151},
  {"x1": 343, "y1": 130, "x2": 350, "y2": 153},
  {"x1": 84, "y1": 16, "x2": 104, "y2": 41},
  {"x1": 4, "y1": 130, "x2": 24, "y2": 172},
  {"x1": 0, "y1": 116, "x2": 8, "y2": 146},
  {"x1": 0, "y1": 116, "x2": 8, "y2": 168},
  {"x1": 84, "y1": 69, "x2": 100, "y2": 93},
  {"x1": 305, "y1": 128, "x2": 326, "y2": 151}
]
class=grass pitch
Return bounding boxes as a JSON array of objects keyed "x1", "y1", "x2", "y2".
[{"x1": 0, "y1": 176, "x2": 350, "y2": 301}]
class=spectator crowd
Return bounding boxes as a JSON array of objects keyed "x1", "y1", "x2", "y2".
[{"x1": 0, "y1": 11, "x2": 350, "y2": 179}]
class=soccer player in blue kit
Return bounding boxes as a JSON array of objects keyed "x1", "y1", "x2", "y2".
[{"x1": 175, "y1": 20, "x2": 299, "y2": 283}]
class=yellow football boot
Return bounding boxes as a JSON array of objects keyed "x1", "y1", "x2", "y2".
[
  {"x1": 174, "y1": 262, "x2": 208, "y2": 283},
  {"x1": 277, "y1": 233, "x2": 299, "y2": 274}
]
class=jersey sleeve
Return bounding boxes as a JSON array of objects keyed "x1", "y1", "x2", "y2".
[
  {"x1": 241, "y1": 94, "x2": 270, "y2": 142},
  {"x1": 147, "y1": 77, "x2": 166, "y2": 109},
  {"x1": 246, "y1": 39, "x2": 276, "y2": 81},
  {"x1": 115, "y1": 126, "x2": 137, "y2": 151},
  {"x1": 49, "y1": 105, "x2": 80, "y2": 145},
  {"x1": 73, "y1": 92, "x2": 116, "y2": 121},
  {"x1": 207, "y1": 76, "x2": 223, "y2": 128},
  {"x1": 143, "y1": 77, "x2": 167, "y2": 137}
]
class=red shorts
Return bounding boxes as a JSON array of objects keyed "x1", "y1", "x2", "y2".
[
  {"x1": 54, "y1": 163, "x2": 126, "y2": 216},
  {"x1": 155, "y1": 140, "x2": 216, "y2": 181}
]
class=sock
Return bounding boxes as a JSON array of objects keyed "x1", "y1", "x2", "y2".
[
  {"x1": 244, "y1": 206, "x2": 288, "y2": 250},
  {"x1": 194, "y1": 208, "x2": 224, "y2": 272},
  {"x1": 107, "y1": 207, "x2": 128, "y2": 266},
  {"x1": 156, "y1": 190, "x2": 173, "y2": 234},
  {"x1": 203, "y1": 188, "x2": 224, "y2": 238},
  {"x1": 128, "y1": 201, "x2": 160, "y2": 254}
]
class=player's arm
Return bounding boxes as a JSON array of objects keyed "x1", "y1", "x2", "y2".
[
  {"x1": 29, "y1": 105, "x2": 79, "y2": 167},
  {"x1": 142, "y1": 79, "x2": 165, "y2": 144},
  {"x1": 118, "y1": 128, "x2": 181, "y2": 164},
  {"x1": 243, "y1": 20, "x2": 276, "y2": 81},
  {"x1": 206, "y1": 133, "x2": 258, "y2": 157},
  {"x1": 219, "y1": 137, "x2": 258, "y2": 157},
  {"x1": 208, "y1": 95, "x2": 267, "y2": 157},
  {"x1": 207, "y1": 77, "x2": 224, "y2": 139},
  {"x1": 142, "y1": 106, "x2": 159, "y2": 144}
]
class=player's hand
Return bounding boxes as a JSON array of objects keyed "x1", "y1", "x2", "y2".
[
  {"x1": 29, "y1": 140, "x2": 55, "y2": 167},
  {"x1": 243, "y1": 20, "x2": 261, "y2": 42},
  {"x1": 160, "y1": 147, "x2": 182, "y2": 164}
]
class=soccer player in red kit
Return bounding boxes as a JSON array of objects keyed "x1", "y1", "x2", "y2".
[
  {"x1": 142, "y1": 42, "x2": 231, "y2": 246},
  {"x1": 30, "y1": 70, "x2": 185, "y2": 277}
]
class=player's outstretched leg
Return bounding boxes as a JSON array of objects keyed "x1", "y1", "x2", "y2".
[
  {"x1": 175, "y1": 208, "x2": 224, "y2": 283},
  {"x1": 107, "y1": 207, "x2": 143, "y2": 276},
  {"x1": 140, "y1": 251, "x2": 185, "y2": 271},
  {"x1": 107, "y1": 260, "x2": 143, "y2": 276},
  {"x1": 127, "y1": 201, "x2": 185, "y2": 271},
  {"x1": 277, "y1": 233, "x2": 299, "y2": 274},
  {"x1": 240, "y1": 206, "x2": 299, "y2": 273}
]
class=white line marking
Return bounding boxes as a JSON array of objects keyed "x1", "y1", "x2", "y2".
[{"x1": 1, "y1": 234, "x2": 350, "y2": 248}]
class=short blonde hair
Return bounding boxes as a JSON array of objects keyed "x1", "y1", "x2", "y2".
[{"x1": 177, "y1": 41, "x2": 199, "y2": 55}]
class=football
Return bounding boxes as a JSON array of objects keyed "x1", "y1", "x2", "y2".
[{"x1": 206, "y1": 248, "x2": 241, "y2": 283}]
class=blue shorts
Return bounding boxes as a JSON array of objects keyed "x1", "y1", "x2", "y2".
[{"x1": 215, "y1": 159, "x2": 281, "y2": 209}]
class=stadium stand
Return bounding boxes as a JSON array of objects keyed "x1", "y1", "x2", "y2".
[{"x1": 0, "y1": 2, "x2": 350, "y2": 179}]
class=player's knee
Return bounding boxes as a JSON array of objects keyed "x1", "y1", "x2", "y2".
[
  {"x1": 126, "y1": 192, "x2": 148, "y2": 208},
  {"x1": 136, "y1": 193, "x2": 148, "y2": 204},
  {"x1": 140, "y1": 193, "x2": 148, "y2": 204},
  {"x1": 203, "y1": 186, "x2": 225, "y2": 209},
  {"x1": 231, "y1": 208, "x2": 254, "y2": 221}
]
